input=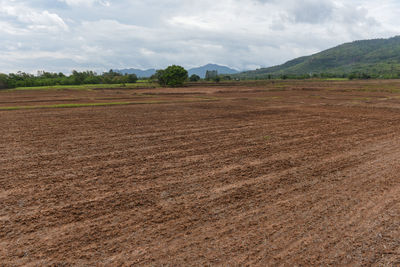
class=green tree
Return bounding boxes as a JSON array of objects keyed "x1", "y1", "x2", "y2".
[
  {"x1": 205, "y1": 70, "x2": 218, "y2": 81},
  {"x1": 0, "y1": 74, "x2": 9, "y2": 89},
  {"x1": 221, "y1": 75, "x2": 231, "y2": 80},
  {"x1": 154, "y1": 69, "x2": 165, "y2": 84},
  {"x1": 157, "y1": 65, "x2": 188, "y2": 87},
  {"x1": 189, "y1": 74, "x2": 200, "y2": 82},
  {"x1": 126, "y1": 74, "x2": 138, "y2": 83}
]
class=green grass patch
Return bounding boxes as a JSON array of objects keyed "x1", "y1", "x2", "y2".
[
  {"x1": 323, "y1": 78, "x2": 349, "y2": 81},
  {"x1": 6, "y1": 81, "x2": 158, "y2": 92},
  {"x1": 353, "y1": 97, "x2": 372, "y2": 101},
  {"x1": 263, "y1": 135, "x2": 272, "y2": 141},
  {"x1": 255, "y1": 96, "x2": 281, "y2": 101},
  {"x1": 193, "y1": 95, "x2": 220, "y2": 101},
  {"x1": 0, "y1": 102, "x2": 134, "y2": 110},
  {"x1": 0, "y1": 98, "x2": 220, "y2": 111}
]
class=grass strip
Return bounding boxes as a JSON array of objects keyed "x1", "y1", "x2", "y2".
[
  {"x1": 5, "y1": 82, "x2": 158, "y2": 92},
  {"x1": 0, "y1": 98, "x2": 219, "y2": 111},
  {"x1": 0, "y1": 102, "x2": 134, "y2": 110}
]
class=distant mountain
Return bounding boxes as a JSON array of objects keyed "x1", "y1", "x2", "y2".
[
  {"x1": 114, "y1": 64, "x2": 238, "y2": 78},
  {"x1": 116, "y1": 68, "x2": 156, "y2": 78},
  {"x1": 188, "y1": 64, "x2": 238, "y2": 78},
  {"x1": 238, "y1": 36, "x2": 400, "y2": 78}
]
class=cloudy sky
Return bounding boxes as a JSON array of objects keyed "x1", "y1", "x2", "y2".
[{"x1": 0, "y1": 0, "x2": 399, "y2": 73}]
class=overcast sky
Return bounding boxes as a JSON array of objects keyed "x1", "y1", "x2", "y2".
[{"x1": 1, "y1": 0, "x2": 399, "y2": 73}]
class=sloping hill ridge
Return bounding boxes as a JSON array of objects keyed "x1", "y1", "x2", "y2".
[
  {"x1": 116, "y1": 64, "x2": 238, "y2": 78},
  {"x1": 116, "y1": 68, "x2": 157, "y2": 78},
  {"x1": 239, "y1": 36, "x2": 400, "y2": 78},
  {"x1": 188, "y1": 64, "x2": 238, "y2": 78}
]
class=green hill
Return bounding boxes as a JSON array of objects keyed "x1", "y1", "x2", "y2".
[{"x1": 239, "y1": 36, "x2": 400, "y2": 79}]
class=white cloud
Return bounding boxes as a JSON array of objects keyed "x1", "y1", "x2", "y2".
[
  {"x1": 0, "y1": 0, "x2": 399, "y2": 73},
  {"x1": 57, "y1": 0, "x2": 110, "y2": 7},
  {"x1": 0, "y1": 1, "x2": 68, "y2": 32},
  {"x1": 57, "y1": 0, "x2": 96, "y2": 6}
]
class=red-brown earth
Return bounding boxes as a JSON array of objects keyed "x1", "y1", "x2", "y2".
[{"x1": 1, "y1": 80, "x2": 400, "y2": 265}]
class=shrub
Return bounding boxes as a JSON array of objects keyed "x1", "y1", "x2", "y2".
[
  {"x1": 205, "y1": 70, "x2": 218, "y2": 81},
  {"x1": 126, "y1": 74, "x2": 138, "y2": 83},
  {"x1": 189, "y1": 74, "x2": 200, "y2": 82}
]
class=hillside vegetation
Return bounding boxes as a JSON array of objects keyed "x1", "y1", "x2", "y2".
[
  {"x1": 238, "y1": 36, "x2": 400, "y2": 79},
  {"x1": 116, "y1": 64, "x2": 238, "y2": 79}
]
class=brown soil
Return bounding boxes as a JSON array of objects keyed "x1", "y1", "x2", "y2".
[{"x1": 2, "y1": 80, "x2": 400, "y2": 265}]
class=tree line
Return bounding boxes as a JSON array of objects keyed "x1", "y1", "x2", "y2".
[
  {"x1": 4, "y1": 64, "x2": 400, "y2": 90},
  {"x1": 0, "y1": 65, "x2": 237, "y2": 89},
  {"x1": 0, "y1": 70, "x2": 138, "y2": 89}
]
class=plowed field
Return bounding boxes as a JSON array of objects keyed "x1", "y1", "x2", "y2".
[{"x1": 2, "y1": 80, "x2": 400, "y2": 265}]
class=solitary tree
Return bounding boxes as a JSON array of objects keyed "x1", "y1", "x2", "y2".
[{"x1": 157, "y1": 65, "x2": 188, "y2": 87}]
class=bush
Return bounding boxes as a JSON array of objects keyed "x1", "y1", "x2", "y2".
[
  {"x1": 221, "y1": 75, "x2": 231, "y2": 80},
  {"x1": 205, "y1": 70, "x2": 218, "y2": 81},
  {"x1": 189, "y1": 74, "x2": 200, "y2": 82},
  {"x1": 126, "y1": 74, "x2": 138, "y2": 83},
  {"x1": 157, "y1": 65, "x2": 188, "y2": 87}
]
